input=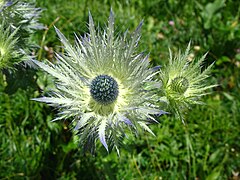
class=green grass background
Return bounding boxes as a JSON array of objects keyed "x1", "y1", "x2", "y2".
[{"x1": 0, "y1": 0, "x2": 240, "y2": 179}]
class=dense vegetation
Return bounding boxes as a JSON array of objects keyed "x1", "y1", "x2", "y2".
[{"x1": 0, "y1": 0, "x2": 239, "y2": 179}]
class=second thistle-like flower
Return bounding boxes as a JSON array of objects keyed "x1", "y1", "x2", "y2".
[
  {"x1": 33, "y1": 11, "x2": 163, "y2": 153},
  {"x1": 159, "y1": 43, "x2": 216, "y2": 122}
]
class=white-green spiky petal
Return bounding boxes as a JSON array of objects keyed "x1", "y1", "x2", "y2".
[
  {"x1": 98, "y1": 119, "x2": 108, "y2": 151},
  {"x1": 138, "y1": 121, "x2": 156, "y2": 136}
]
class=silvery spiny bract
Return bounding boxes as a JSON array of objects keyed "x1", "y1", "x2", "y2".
[
  {"x1": 159, "y1": 43, "x2": 216, "y2": 122},
  {"x1": 33, "y1": 11, "x2": 165, "y2": 154}
]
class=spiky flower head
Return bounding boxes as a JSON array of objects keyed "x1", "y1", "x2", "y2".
[
  {"x1": 33, "y1": 11, "x2": 164, "y2": 154},
  {"x1": 159, "y1": 43, "x2": 216, "y2": 122}
]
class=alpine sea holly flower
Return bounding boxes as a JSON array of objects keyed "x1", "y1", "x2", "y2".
[
  {"x1": 158, "y1": 42, "x2": 216, "y2": 123},
  {"x1": 33, "y1": 11, "x2": 164, "y2": 154}
]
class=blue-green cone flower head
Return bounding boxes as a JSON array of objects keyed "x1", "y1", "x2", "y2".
[
  {"x1": 90, "y1": 75, "x2": 119, "y2": 105},
  {"x1": 33, "y1": 11, "x2": 164, "y2": 154},
  {"x1": 159, "y1": 42, "x2": 216, "y2": 122}
]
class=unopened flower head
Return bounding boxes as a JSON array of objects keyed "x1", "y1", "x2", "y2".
[
  {"x1": 33, "y1": 11, "x2": 164, "y2": 154},
  {"x1": 159, "y1": 42, "x2": 216, "y2": 122}
]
